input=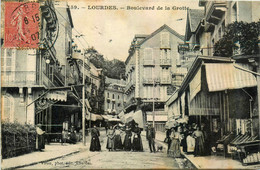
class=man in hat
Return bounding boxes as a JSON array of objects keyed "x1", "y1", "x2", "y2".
[
  {"x1": 146, "y1": 123, "x2": 156, "y2": 153},
  {"x1": 36, "y1": 124, "x2": 45, "y2": 151}
]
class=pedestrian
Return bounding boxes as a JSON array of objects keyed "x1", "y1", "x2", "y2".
[
  {"x1": 192, "y1": 126, "x2": 205, "y2": 156},
  {"x1": 181, "y1": 125, "x2": 188, "y2": 153},
  {"x1": 132, "y1": 123, "x2": 143, "y2": 152},
  {"x1": 68, "y1": 126, "x2": 77, "y2": 144},
  {"x1": 113, "y1": 125, "x2": 123, "y2": 151},
  {"x1": 168, "y1": 127, "x2": 182, "y2": 158},
  {"x1": 186, "y1": 125, "x2": 195, "y2": 154},
  {"x1": 165, "y1": 128, "x2": 172, "y2": 154},
  {"x1": 36, "y1": 124, "x2": 45, "y2": 151},
  {"x1": 90, "y1": 125, "x2": 101, "y2": 152},
  {"x1": 123, "y1": 125, "x2": 132, "y2": 151},
  {"x1": 146, "y1": 123, "x2": 156, "y2": 153},
  {"x1": 106, "y1": 125, "x2": 115, "y2": 151}
]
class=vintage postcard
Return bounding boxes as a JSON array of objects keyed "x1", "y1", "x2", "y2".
[{"x1": 1, "y1": 0, "x2": 260, "y2": 169}]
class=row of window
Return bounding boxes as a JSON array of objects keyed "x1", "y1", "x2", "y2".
[
  {"x1": 106, "y1": 102, "x2": 122, "y2": 110},
  {"x1": 107, "y1": 92, "x2": 122, "y2": 100},
  {"x1": 143, "y1": 48, "x2": 171, "y2": 61},
  {"x1": 142, "y1": 86, "x2": 167, "y2": 99}
]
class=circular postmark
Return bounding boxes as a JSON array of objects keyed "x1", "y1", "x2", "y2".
[{"x1": 4, "y1": 2, "x2": 40, "y2": 48}]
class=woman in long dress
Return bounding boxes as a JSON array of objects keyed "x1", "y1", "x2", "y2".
[
  {"x1": 192, "y1": 126, "x2": 205, "y2": 156},
  {"x1": 132, "y1": 124, "x2": 143, "y2": 152},
  {"x1": 123, "y1": 126, "x2": 132, "y2": 151},
  {"x1": 90, "y1": 125, "x2": 101, "y2": 152},
  {"x1": 106, "y1": 125, "x2": 115, "y2": 151},
  {"x1": 186, "y1": 126, "x2": 195, "y2": 154},
  {"x1": 113, "y1": 125, "x2": 123, "y2": 151},
  {"x1": 168, "y1": 127, "x2": 182, "y2": 158}
]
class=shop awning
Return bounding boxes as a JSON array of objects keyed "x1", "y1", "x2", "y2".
[
  {"x1": 189, "y1": 67, "x2": 201, "y2": 101},
  {"x1": 86, "y1": 113, "x2": 103, "y2": 121},
  {"x1": 121, "y1": 110, "x2": 144, "y2": 128},
  {"x1": 43, "y1": 90, "x2": 67, "y2": 101},
  {"x1": 205, "y1": 63, "x2": 257, "y2": 92}
]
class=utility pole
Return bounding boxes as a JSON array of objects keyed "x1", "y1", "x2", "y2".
[
  {"x1": 82, "y1": 53, "x2": 86, "y2": 146},
  {"x1": 152, "y1": 67, "x2": 155, "y2": 128}
]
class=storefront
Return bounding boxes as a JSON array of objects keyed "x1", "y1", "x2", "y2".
[
  {"x1": 33, "y1": 86, "x2": 84, "y2": 142},
  {"x1": 166, "y1": 56, "x2": 259, "y2": 161}
]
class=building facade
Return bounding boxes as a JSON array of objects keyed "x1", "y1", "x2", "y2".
[
  {"x1": 124, "y1": 24, "x2": 184, "y2": 130},
  {"x1": 104, "y1": 77, "x2": 126, "y2": 115},
  {"x1": 165, "y1": 0, "x2": 260, "y2": 163}
]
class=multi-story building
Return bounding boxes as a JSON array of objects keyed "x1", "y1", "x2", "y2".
[
  {"x1": 166, "y1": 1, "x2": 260, "y2": 160},
  {"x1": 104, "y1": 77, "x2": 126, "y2": 115},
  {"x1": 1, "y1": 1, "x2": 83, "y2": 140},
  {"x1": 1, "y1": 0, "x2": 62, "y2": 125},
  {"x1": 124, "y1": 24, "x2": 184, "y2": 131}
]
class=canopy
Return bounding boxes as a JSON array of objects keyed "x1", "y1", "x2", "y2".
[
  {"x1": 43, "y1": 90, "x2": 67, "y2": 101},
  {"x1": 102, "y1": 115, "x2": 121, "y2": 122},
  {"x1": 121, "y1": 110, "x2": 144, "y2": 128},
  {"x1": 205, "y1": 63, "x2": 257, "y2": 92},
  {"x1": 121, "y1": 110, "x2": 134, "y2": 123},
  {"x1": 86, "y1": 113, "x2": 103, "y2": 121}
]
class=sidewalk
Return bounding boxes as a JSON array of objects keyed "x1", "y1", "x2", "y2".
[
  {"x1": 2, "y1": 128, "x2": 107, "y2": 169},
  {"x1": 155, "y1": 131, "x2": 260, "y2": 169},
  {"x1": 2, "y1": 142, "x2": 89, "y2": 170}
]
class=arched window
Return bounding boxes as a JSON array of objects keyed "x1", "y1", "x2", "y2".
[{"x1": 2, "y1": 94, "x2": 14, "y2": 122}]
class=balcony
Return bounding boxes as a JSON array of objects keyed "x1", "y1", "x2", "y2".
[
  {"x1": 205, "y1": 1, "x2": 227, "y2": 25},
  {"x1": 143, "y1": 77, "x2": 160, "y2": 85},
  {"x1": 160, "y1": 59, "x2": 171, "y2": 67},
  {"x1": 125, "y1": 80, "x2": 135, "y2": 94},
  {"x1": 1, "y1": 71, "x2": 38, "y2": 87},
  {"x1": 143, "y1": 60, "x2": 155, "y2": 66},
  {"x1": 160, "y1": 77, "x2": 171, "y2": 85}
]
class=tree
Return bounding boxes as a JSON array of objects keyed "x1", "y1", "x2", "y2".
[{"x1": 214, "y1": 21, "x2": 260, "y2": 57}]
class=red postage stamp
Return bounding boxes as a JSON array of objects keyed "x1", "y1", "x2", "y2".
[{"x1": 4, "y1": 2, "x2": 40, "y2": 48}]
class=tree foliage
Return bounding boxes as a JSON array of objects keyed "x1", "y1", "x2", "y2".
[
  {"x1": 86, "y1": 47, "x2": 125, "y2": 79},
  {"x1": 84, "y1": 47, "x2": 125, "y2": 114},
  {"x1": 214, "y1": 21, "x2": 260, "y2": 57}
]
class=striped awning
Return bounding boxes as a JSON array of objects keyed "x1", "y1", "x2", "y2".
[{"x1": 205, "y1": 63, "x2": 257, "y2": 92}]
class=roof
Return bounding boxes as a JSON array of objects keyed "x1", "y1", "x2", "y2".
[
  {"x1": 137, "y1": 24, "x2": 184, "y2": 46},
  {"x1": 185, "y1": 9, "x2": 204, "y2": 41},
  {"x1": 135, "y1": 34, "x2": 148, "y2": 38},
  {"x1": 189, "y1": 9, "x2": 204, "y2": 32},
  {"x1": 105, "y1": 76, "x2": 126, "y2": 86}
]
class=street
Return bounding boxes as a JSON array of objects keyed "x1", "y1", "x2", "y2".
[{"x1": 23, "y1": 130, "x2": 194, "y2": 169}]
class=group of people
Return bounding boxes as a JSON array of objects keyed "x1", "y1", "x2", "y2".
[
  {"x1": 106, "y1": 123, "x2": 144, "y2": 152},
  {"x1": 165, "y1": 123, "x2": 209, "y2": 158},
  {"x1": 90, "y1": 123, "x2": 158, "y2": 153}
]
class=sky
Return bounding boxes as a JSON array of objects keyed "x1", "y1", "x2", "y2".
[{"x1": 67, "y1": 0, "x2": 202, "y2": 62}]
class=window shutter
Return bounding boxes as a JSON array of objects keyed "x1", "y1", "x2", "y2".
[{"x1": 161, "y1": 32, "x2": 169, "y2": 48}]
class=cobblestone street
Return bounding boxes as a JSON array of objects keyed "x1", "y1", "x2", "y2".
[{"x1": 23, "y1": 131, "x2": 194, "y2": 169}]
